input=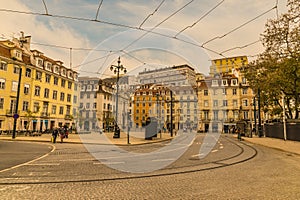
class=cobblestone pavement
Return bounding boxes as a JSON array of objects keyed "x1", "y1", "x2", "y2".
[{"x1": 0, "y1": 135, "x2": 300, "y2": 199}]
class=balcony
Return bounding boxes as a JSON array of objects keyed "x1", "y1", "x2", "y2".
[
  {"x1": 65, "y1": 114, "x2": 73, "y2": 120},
  {"x1": 6, "y1": 110, "x2": 19, "y2": 116},
  {"x1": 41, "y1": 112, "x2": 50, "y2": 118}
]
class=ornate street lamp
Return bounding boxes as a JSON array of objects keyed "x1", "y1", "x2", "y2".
[{"x1": 110, "y1": 57, "x2": 127, "y2": 138}]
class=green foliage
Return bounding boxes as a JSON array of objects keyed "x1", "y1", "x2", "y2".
[{"x1": 245, "y1": 0, "x2": 300, "y2": 119}]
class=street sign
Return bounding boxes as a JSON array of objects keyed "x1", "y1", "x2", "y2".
[{"x1": 13, "y1": 113, "x2": 19, "y2": 119}]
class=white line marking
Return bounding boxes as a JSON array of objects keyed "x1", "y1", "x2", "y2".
[
  {"x1": 152, "y1": 158, "x2": 175, "y2": 162},
  {"x1": 0, "y1": 143, "x2": 56, "y2": 173},
  {"x1": 219, "y1": 146, "x2": 224, "y2": 149},
  {"x1": 211, "y1": 150, "x2": 218, "y2": 153},
  {"x1": 94, "y1": 161, "x2": 125, "y2": 165},
  {"x1": 27, "y1": 163, "x2": 60, "y2": 166}
]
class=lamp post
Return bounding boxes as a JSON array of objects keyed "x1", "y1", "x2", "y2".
[
  {"x1": 110, "y1": 57, "x2": 127, "y2": 138},
  {"x1": 12, "y1": 67, "x2": 22, "y2": 139},
  {"x1": 258, "y1": 88, "x2": 263, "y2": 137}
]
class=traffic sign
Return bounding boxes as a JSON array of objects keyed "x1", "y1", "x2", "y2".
[{"x1": 13, "y1": 113, "x2": 19, "y2": 119}]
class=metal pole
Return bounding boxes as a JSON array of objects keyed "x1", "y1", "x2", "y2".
[
  {"x1": 258, "y1": 88, "x2": 262, "y2": 137},
  {"x1": 253, "y1": 97, "x2": 257, "y2": 135},
  {"x1": 170, "y1": 90, "x2": 173, "y2": 137},
  {"x1": 282, "y1": 93, "x2": 287, "y2": 141},
  {"x1": 114, "y1": 67, "x2": 120, "y2": 138},
  {"x1": 127, "y1": 111, "x2": 130, "y2": 144},
  {"x1": 12, "y1": 68, "x2": 22, "y2": 139}
]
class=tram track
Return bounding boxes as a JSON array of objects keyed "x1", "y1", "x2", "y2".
[{"x1": 0, "y1": 135, "x2": 258, "y2": 185}]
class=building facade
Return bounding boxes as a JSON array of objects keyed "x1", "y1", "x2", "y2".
[{"x1": 0, "y1": 34, "x2": 78, "y2": 133}]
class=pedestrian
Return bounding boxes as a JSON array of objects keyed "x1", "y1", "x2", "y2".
[
  {"x1": 59, "y1": 128, "x2": 65, "y2": 143},
  {"x1": 52, "y1": 127, "x2": 59, "y2": 143}
]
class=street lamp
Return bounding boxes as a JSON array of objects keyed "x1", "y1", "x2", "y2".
[
  {"x1": 12, "y1": 67, "x2": 22, "y2": 139},
  {"x1": 110, "y1": 57, "x2": 127, "y2": 138}
]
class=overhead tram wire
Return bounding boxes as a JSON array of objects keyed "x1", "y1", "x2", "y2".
[
  {"x1": 220, "y1": 40, "x2": 261, "y2": 54},
  {"x1": 95, "y1": 0, "x2": 104, "y2": 21},
  {"x1": 174, "y1": 0, "x2": 225, "y2": 38},
  {"x1": 201, "y1": 5, "x2": 277, "y2": 47},
  {"x1": 0, "y1": 6, "x2": 225, "y2": 58},
  {"x1": 96, "y1": 50, "x2": 112, "y2": 74},
  {"x1": 121, "y1": 0, "x2": 195, "y2": 51},
  {"x1": 31, "y1": 42, "x2": 112, "y2": 52},
  {"x1": 139, "y1": 0, "x2": 166, "y2": 28},
  {"x1": 41, "y1": 0, "x2": 49, "y2": 15}
]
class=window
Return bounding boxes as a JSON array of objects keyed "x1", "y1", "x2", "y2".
[
  {"x1": 86, "y1": 103, "x2": 90, "y2": 109},
  {"x1": 60, "y1": 92, "x2": 65, "y2": 101},
  {"x1": 86, "y1": 111, "x2": 89, "y2": 118},
  {"x1": 44, "y1": 88, "x2": 50, "y2": 98},
  {"x1": 213, "y1": 111, "x2": 219, "y2": 120},
  {"x1": 80, "y1": 103, "x2": 83, "y2": 108},
  {"x1": 34, "y1": 86, "x2": 41, "y2": 96},
  {"x1": 52, "y1": 90, "x2": 57, "y2": 100},
  {"x1": 243, "y1": 99, "x2": 248, "y2": 106},
  {"x1": 54, "y1": 77, "x2": 58, "y2": 85},
  {"x1": 51, "y1": 105, "x2": 56, "y2": 114},
  {"x1": 80, "y1": 93, "x2": 84, "y2": 99},
  {"x1": 45, "y1": 74, "x2": 51, "y2": 83},
  {"x1": 223, "y1": 100, "x2": 228, "y2": 106},
  {"x1": 223, "y1": 110, "x2": 228, "y2": 120},
  {"x1": 61, "y1": 79, "x2": 66, "y2": 87},
  {"x1": 242, "y1": 77, "x2": 247, "y2": 84},
  {"x1": 232, "y1": 79, "x2": 237, "y2": 86},
  {"x1": 213, "y1": 89, "x2": 217, "y2": 95},
  {"x1": 87, "y1": 85, "x2": 92, "y2": 91},
  {"x1": 67, "y1": 94, "x2": 71, "y2": 102},
  {"x1": 222, "y1": 79, "x2": 227, "y2": 86},
  {"x1": 13, "y1": 66, "x2": 20, "y2": 74},
  {"x1": 232, "y1": 88, "x2": 237, "y2": 95},
  {"x1": 37, "y1": 59, "x2": 43, "y2": 67},
  {"x1": 242, "y1": 88, "x2": 248, "y2": 95},
  {"x1": 10, "y1": 100, "x2": 16, "y2": 113},
  {"x1": 103, "y1": 103, "x2": 106, "y2": 109},
  {"x1": 33, "y1": 102, "x2": 39, "y2": 113},
  {"x1": 243, "y1": 111, "x2": 249, "y2": 119},
  {"x1": 68, "y1": 81, "x2": 72, "y2": 89},
  {"x1": 204, "y1": 100, "x2": 209, "y2": 107},
  {"x1": 59, "y1": 106, "x2": 64, "y2": 115},
  {"x1": 222, "y1": 88, "x2": 227, "y2": 95},
  {"x1": 73, "y1": 95, "x2": 77, "y2": 104},
  {"x1": 24, "y1": 84, "x2": 30, "y2": 94},
  {"x1": 213, "y1": 100, "x2": 218, "y2": 107},
  {"x1": 93, "y1": 103, "x2": 97, "y2": 109},
  {"x1": 35, "y1": 71, "x2": 42, "y2": 80},
  {"x1": 46, "y1": 62, "x2": 52, "y2": 71},
  {"x1": 212, "y1": 80, "x2": 218, "y2": 86},
  {"x1": 74, "y1": 83, "x2": 78, "y2": 91},
  {"x1": 233, "y1": 99, "x2": 238, "y2": 107},
  {"x1": 204, "y1": 90, "x2": 208, "y2": 96},
  {"x1": 22, "y1": 101, "x2": 29, "y2": 111},
  {"x1": 87, "y1": 93, "x2": 90, "y2": 99},
  {"x1": 25, "y1": 68, "x2": 31, "y2": 77},
  {"x1": 12, "y1": 81, "x2": 18, "y2": 92},
  {"x1": 0, "y1": 79, "x2": 5, "y2": 89},
  {"x1": 0, "y1": 61, "x2": 7, "y2": 71},
  {"x1": 0, "y1": 98, "x2": 4, "y2": 109}
]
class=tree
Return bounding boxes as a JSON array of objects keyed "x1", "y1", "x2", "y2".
[{"x1": 245, "y1": 0, "x2": 300, "y2": 119}]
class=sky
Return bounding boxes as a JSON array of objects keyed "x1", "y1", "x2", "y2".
[{"x1": 0, "y1": 0, "x2": 288, "y2": 77}]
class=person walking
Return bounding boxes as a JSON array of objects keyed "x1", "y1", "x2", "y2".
[
  {"x1": 59, "y1": 127, "x2": 65, "y2": 143},
  {"x1": 52, "y1": 128, "x2": 59, "y2": 143}
]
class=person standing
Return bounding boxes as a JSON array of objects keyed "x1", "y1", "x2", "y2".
[{"x1": 52, "y1": 128, "x2": 59, "y2": 143}]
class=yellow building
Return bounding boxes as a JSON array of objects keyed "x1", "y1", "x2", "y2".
[
  {"x1": 0, "y1": 34, "x2": 78, "y2": 134},
  {"x1": 197, "y1": 56, "x2": 255, "y2": 133},
  {"x1": 209, "y1": 56, "x2": 248, "y2": 76}
]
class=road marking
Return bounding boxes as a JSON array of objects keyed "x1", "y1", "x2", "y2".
[
  {"x1": 219, "y1": 146, "x2": 224, "y2": 149},
  {"x1": 59, "y1": 158, "x2": 94, "y2": 162},
  {"x1": 191, "y1": 153, "x2": 204, "y2": 157},
  {"x1": 211, "y1": 150, "x2": 218, "y2": 153},
  {"x1": 152, "y1": 158, "x2": 175, "y2": 162},
  {"x1": 0, "y1": 144, "x2": 56, "y2": 173},
  {"x1": 27, "y1": 163, "x2": 60, "y2": 166},
  {"x1": 93, "y1": 161, "x2": 125, "y2": 165}
]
